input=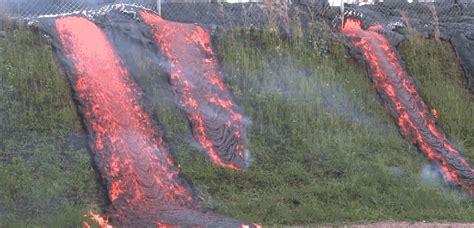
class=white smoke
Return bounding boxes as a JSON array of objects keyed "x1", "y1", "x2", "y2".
[{"x1": 420, "y1": 162, "x2": 444, "y2": 187}]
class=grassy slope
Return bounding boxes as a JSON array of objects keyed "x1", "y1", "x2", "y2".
[
  {"x1": 399, "y1": 36, "x2": 474, "y2": 162},
  {"x1": 152, "y1": 27, "x2": 474, "y2": 225},
  {"x1": 0, "y1": 22, "x2": 102, "y2": 226},
  {"x1": 0, "y1": 21, "x2": 473, "y2": 226}
]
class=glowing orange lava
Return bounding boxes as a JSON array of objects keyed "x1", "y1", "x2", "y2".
[
  {"x1": 56, "y1": 15, "x2": 193, "y2": 223},
  {"x1": 432, "y1": 108, "x2": 439, "y2": 120},
  {"x1": 85, "y1": 211, "x2": 113, "y2": 228},
  {"x1": 340, "y1": 18, "x2": 473, "y2": 195},
  {"x1": 140, "y1": 11, "x2": 248, "y2": 170}
]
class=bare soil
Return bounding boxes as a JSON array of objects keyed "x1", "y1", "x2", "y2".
[{"x1": 344, "y1": 222, "x2": 474, "y2": 228}]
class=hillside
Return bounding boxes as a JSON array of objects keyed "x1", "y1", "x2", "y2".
[{"x1": 0, "y1": 16, "x2": 473, "y2": 226}]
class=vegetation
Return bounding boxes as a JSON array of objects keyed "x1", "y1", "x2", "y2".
[
  {"x1": 0, "y1": 19, "x2": 472, "y2": 226},
  {"x1": 0, "y1": 21, "x2": 103, "y2": 226},
  {"x1": 149, "y1": 26, "x2": 474, "y2": 225},
  {"x1": 399, "y1": 36, "x2": 474, "y2": 162}
]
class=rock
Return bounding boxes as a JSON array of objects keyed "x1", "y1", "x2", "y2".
[
  {"x1": 450, "y1": 33, "x2": 474, "y2": 92},
  {"x1": 336, "y1": 3, "x2": 474, "y2": 93},
  {"x1": 0, "y1": 31, "x2": 6, "y2": 39},
  {"x1": 294, "y1": 0, "x2": 330, "y2": 12},
  {"x1": 160, "y1": 1, "x2": 331, "y2": 33}
]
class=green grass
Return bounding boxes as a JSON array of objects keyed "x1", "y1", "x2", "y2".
[
  {"x1": 399, "y1": 36, "x2": 474, "y2": 162},
  {"x1": 1, "y1": 20, "x2": 473, "y2": 226},
  {"x1": 0, "y1": 21, "x2": 103, "y2": 226},
  {"x1": 148, "y1": 26, "x2": 474, "y2": 225}
]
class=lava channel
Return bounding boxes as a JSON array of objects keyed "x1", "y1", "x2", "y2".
[
  {"x1": 140, "y1": 10, "x2": 249, "y2": 170},
  {"x1": 54, "y1": 16, "x2": 249, "y2": 226},
  {"x1": 340, "y1": 18, "x2": 474, "y2": 195}
]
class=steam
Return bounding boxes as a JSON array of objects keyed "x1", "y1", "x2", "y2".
[
  {"x1": 420, "y1": 162, "x2": 444, "y2": 187},
  {"x1": 142, "y1": 10, "x2": 251, "y2": 170},
  {"x1": 244, "y1": 56, "x2": 388, "y2": 132},
  {"x1": 340, "y1": 17, "x2": 474, "y2": 195},
  {"x1": 43, "y1": 10, "x2": 258, "y2": 226}
]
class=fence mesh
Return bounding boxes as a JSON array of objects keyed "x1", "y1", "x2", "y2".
[
  {"x1": 0, "y1": 0, "x2": 472, "y2": 31},
  {"x1": 0, "y1": 0, "x2": 160, "y2": 18}
]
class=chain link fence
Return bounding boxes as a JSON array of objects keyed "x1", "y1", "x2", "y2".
[
  {"x1": 0, "y1": 0, "x2": 161, "y2": 18},
  {"x1": 0, "y1": 0, "x2": 472, "y2": 31},
  {"x1": 0, "y1": 0, "x2": 264, "y2": 18}
]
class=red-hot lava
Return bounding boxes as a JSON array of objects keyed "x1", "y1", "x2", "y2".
[
  {"x1": 53, "y1": 15, "x2": 255, "y2": 226},
  {"x1": 140, "y1": 10, "x2": 249, "y2": 170},
  {"x1": 84, "y1": 212, "x2": 112, "y2": 228},
  {"x1": 340, "y1": 18, "x2": 474, "y2": 195},
  {"x1": 56, "y1": 15, "x2": 193, "y2": 223}
]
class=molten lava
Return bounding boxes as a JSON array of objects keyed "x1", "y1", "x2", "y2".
[
  {"x1": 51, "y1": 14, "x2": 256, "y2": 226},
  {"x1": 84, "y1": 212, "x2": 112, "y2": 228},
  {"x1": 140, "y1": 10, "x2": 249, "y2": 170},
  {"x1": 56, "y1": 15, "x2": 193, "y2": 223},
  {"x1": 340, "y1": 18, "x2": 474, "y2": 195}
]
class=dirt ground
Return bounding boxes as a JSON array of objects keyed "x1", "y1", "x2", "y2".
[{"x1": 341, "y1": 222, "x2": 474, "y2": 228}]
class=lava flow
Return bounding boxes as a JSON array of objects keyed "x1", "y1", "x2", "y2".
[
  {"x1": 140, "y1": 10, "x2": 249, "y2": 170},
  {"x1": 52, "y1": 15, "x2": 254, "y2": 226},
  {"x1": 83, "y1": 212, "x2": 112, "y2": 228},
  {"x1": 56, "y1": 15, "x2": 193, "y2": 223},
  {"x1": 340, "y1": 18, "x2": 474, "y2": 195}
]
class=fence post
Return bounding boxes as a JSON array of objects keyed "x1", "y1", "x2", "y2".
[
  {"x1": 340, "y1": 0, "x2": 344, "y2": 26},
  {"x1": 17, "y1": 0, "x2": 21, "y2": 17},
  {"x1": 157, "y1": 0, "x2": 161, "y2": 15}
]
